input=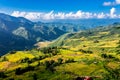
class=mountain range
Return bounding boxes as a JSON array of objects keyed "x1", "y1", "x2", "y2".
[
  {"x1": 0, "y1": 20, "x2": 120, "y2": 80},
  {"x1": 0, "y1": 13, "x2": 66, "y2": 55},
  {"x1": 50, "y1": 22, "x2": 120, "y2": 47},
  {"x1": 0, "y1": 13, "x2": 120, "y2": 55}
]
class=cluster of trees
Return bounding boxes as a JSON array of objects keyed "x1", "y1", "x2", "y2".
[
  {"x1": 16, "y1": 56, "x2": 75, "y2": 74},
  {"x1": 40, "y1": 47, "x2": 59, "y2": 56},
  {"x1": 65, "y1": 58, "x2": 75, "y2": 63},
  {"x1": 101, "y1": 53, "x2": 114, "y2": 59},
  {"x1": 9, "y1": 50, "x2": 16, "y2": 54},
  {"x1": 44, "y1": 58, "x2": 64, "y2": 72},
  {"x1": 44, "y1": 60, "x2": 56, "y2": 72},
  {"x1": 101, "y1": 53, "x2": 119, "y2": 62},
  {"x1": 0, "y1": 72, "x2": 6, "y2": 78},
  {"x1": 15, "y1": 58, "x2": 64, "y2": 75},
  {"x1": 15, "y1": 65, "x2": 34, "y2": 75},
  {"x1": 44, "y1": 58, "x2": 75, "y2": 72},
  {"x1": 19, "y1": 56, "x2": 45, "y2": 64},
  {"x1": 19, "y1": 50, "x2": 59, "y2": 63}
]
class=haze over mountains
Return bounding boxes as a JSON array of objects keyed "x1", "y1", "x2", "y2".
[{"x1": 0, "y1": 13, "x2": 120, "y2": 55}]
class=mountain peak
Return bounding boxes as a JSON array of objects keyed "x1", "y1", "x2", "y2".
[{"x1": 0, "y1": 13, "x2": 32, "y2": 24}]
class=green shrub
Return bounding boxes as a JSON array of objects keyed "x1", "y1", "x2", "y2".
[
  {"x1": 1, "y1": 57, "x2": 8, "y2": 61},
  {"x1": 79, "y1": 49, "x2": 93, "y2": 54},
  {"x1": 9, "y1": 50, "x2": 16, "y2": 54},
  {"x1": 93, "y1": 40, "x2": 99, "y2": 43}
]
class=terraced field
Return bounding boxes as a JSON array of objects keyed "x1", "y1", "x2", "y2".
[{"x1": 0, "y1": 25, "x2": 120, "y2": 80}]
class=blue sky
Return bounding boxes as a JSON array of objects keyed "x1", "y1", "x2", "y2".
[
  {"x1": 0, "y1": 0, "x2": 120, "y2": 21},
  {"x1": 0, "y1": 0, "x2": 112, "y2": 12}
]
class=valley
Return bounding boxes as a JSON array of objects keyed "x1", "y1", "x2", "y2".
[
  {"x1": 0, "y1": 21, "x2": 120, "y2": 80},
  {"x1": 0, "y1": 13, "x2": 120, "y2": 55}
]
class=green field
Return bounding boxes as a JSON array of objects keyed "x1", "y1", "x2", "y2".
[{"x1": 0, "y1": 25, "x2": 120, "y2": 80}]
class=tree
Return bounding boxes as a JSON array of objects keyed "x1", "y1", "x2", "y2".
[
  {"x1": 9, "y1": 50, "x2": 16, "y2": 54},
  {"x1": 15, "y1": 66, "x2": 34, "y2": 75},
  {"x1": 116, "y1": 40, "x2": 120, "y2": 54},
  {"x1": 65, "y1": 58, "x2": 74, "y2": 63},
  {"x1": 0, "y1": 72, "x2": 6, "y2": 78},
  {"x1": 20, "y1": 57, "x2": 32, "y2": 63},
  {"x1": 101, "y1": 53, "x2": 107, "y2": 58},
  {"x1": 1, "y1": 57, "x2": 8, "y2": 61},
  {"x1": 44, "y1": 60, "x2": 56, "y2": 72},
  {"x1": 57, "y1": 58, "x2": 63, "y2": 64},
  {"x1": 33, "y1": 73, "x2": 37, "y2": 80},
  {"x1": 44, "y1": 61, "x2": 50, "y2": 69},
  {"x1": 93, "y1": 40, "x2": 99, "y2": 43}
]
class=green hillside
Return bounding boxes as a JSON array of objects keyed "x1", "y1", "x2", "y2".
[
  {"x1": 50, "y1": 23, "x2": 120, "y2": 48},
  {"x1": 0, "y1": 13, "x2": 66, "y2": 55},
  {"x1": 0, "y1": 23, "x2": 120, "y2": 80}
]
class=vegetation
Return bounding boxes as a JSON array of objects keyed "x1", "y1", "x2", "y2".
[
  {"x1": 0, "y1": 23, "x2": 120, "y2": 80},
  {"x1": 103, "y1": 65, "x2": 120, "y2": 80}
]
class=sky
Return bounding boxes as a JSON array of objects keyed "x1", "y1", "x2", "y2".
[{"x1": 0, "y1": 0, "x2": 120, "y2": 21}]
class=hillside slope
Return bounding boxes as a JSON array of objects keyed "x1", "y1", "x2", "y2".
[
  {"x1": 50, "y1": 23, "x2": 120, "y2": 48},
  {"x1": 0, "y1": 23, "x2": 120, "y2": 79},
  {"x1": 0, "y1": 13, "x2": 66, "y2": 55}
]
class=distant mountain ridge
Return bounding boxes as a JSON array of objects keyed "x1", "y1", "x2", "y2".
[
  {"x1": 50, "y1": 19, "x2": 120, "y2": 28},
  {"x1": 0, "y1": 13, "x2": 120, "y2": 55},
  {"x1": 50, "y1": 23, "x2": 120, "y2": 47},
  {"x1": 0, "y1": 13, "x2": 66, "y2": 55},
  {"x1": 0, "y1": 13, "x2": 33, "y2": 24},
  {"x1": 37, "y1": 19, "x2": 120, "y2": 33}
]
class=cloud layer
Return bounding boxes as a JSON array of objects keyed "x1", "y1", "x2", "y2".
[
  {"x1": 103, "y1": 0, "x2": 120, "y2": 6},
  {"x1": 11, "y1": 8, "x2": 120, "y2": 21}
]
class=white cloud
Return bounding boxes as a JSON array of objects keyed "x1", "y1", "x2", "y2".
[
  {"x1": 103, "y1": 0, "x2": 120, "y2": 6},
  {"x1": 11, "y1": 9, "x2": 119, "y2": 21},
  {"x1": 110, "y1": 7, "x2": 116, "y2": 18},
  {"x1": 11, "y1": 10, "x2": 95, "y2": 21},
  {"x1": 116, "y1": 0, "x2": 120, "y2": 4},
  {"x1": 103, "y1": 2, "x2": 113, "y2": 6},
  {"x1": 97, "y1": 12, "x2": 106, "y2": 19}
]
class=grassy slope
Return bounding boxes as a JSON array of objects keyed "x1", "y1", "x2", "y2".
[
  {"x1": 50, "y1": 25, "x2": 120, "y2": 48},
  {"x1": 0, "y1": 24, "x2": 120, "y2": 80}
]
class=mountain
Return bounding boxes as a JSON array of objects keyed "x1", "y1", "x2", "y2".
[
  {"x1": 50, "y1": 23, "x2": 120, "y2": 47},
  {"x1": 0, "y1": 13, "x2": 66, "y2": 55},
  {"x1": 50, "y1": 19, "x2": 120, "y2": 28},
  {"x1": 35, "y1": 19, "x2": 120, "y2": 33},
  {"x1": 1, "y1": 13, "x2": 120, "y2": 55},
  {"x1": 0, "y1": 22, "x2": 120, "y2": 80},
  {"x1": 36, "y1": 22, "x2": 85, "y2": 32},
  {"x1": 0, "y1": 13, "x2": 33, "y2": 24}
]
